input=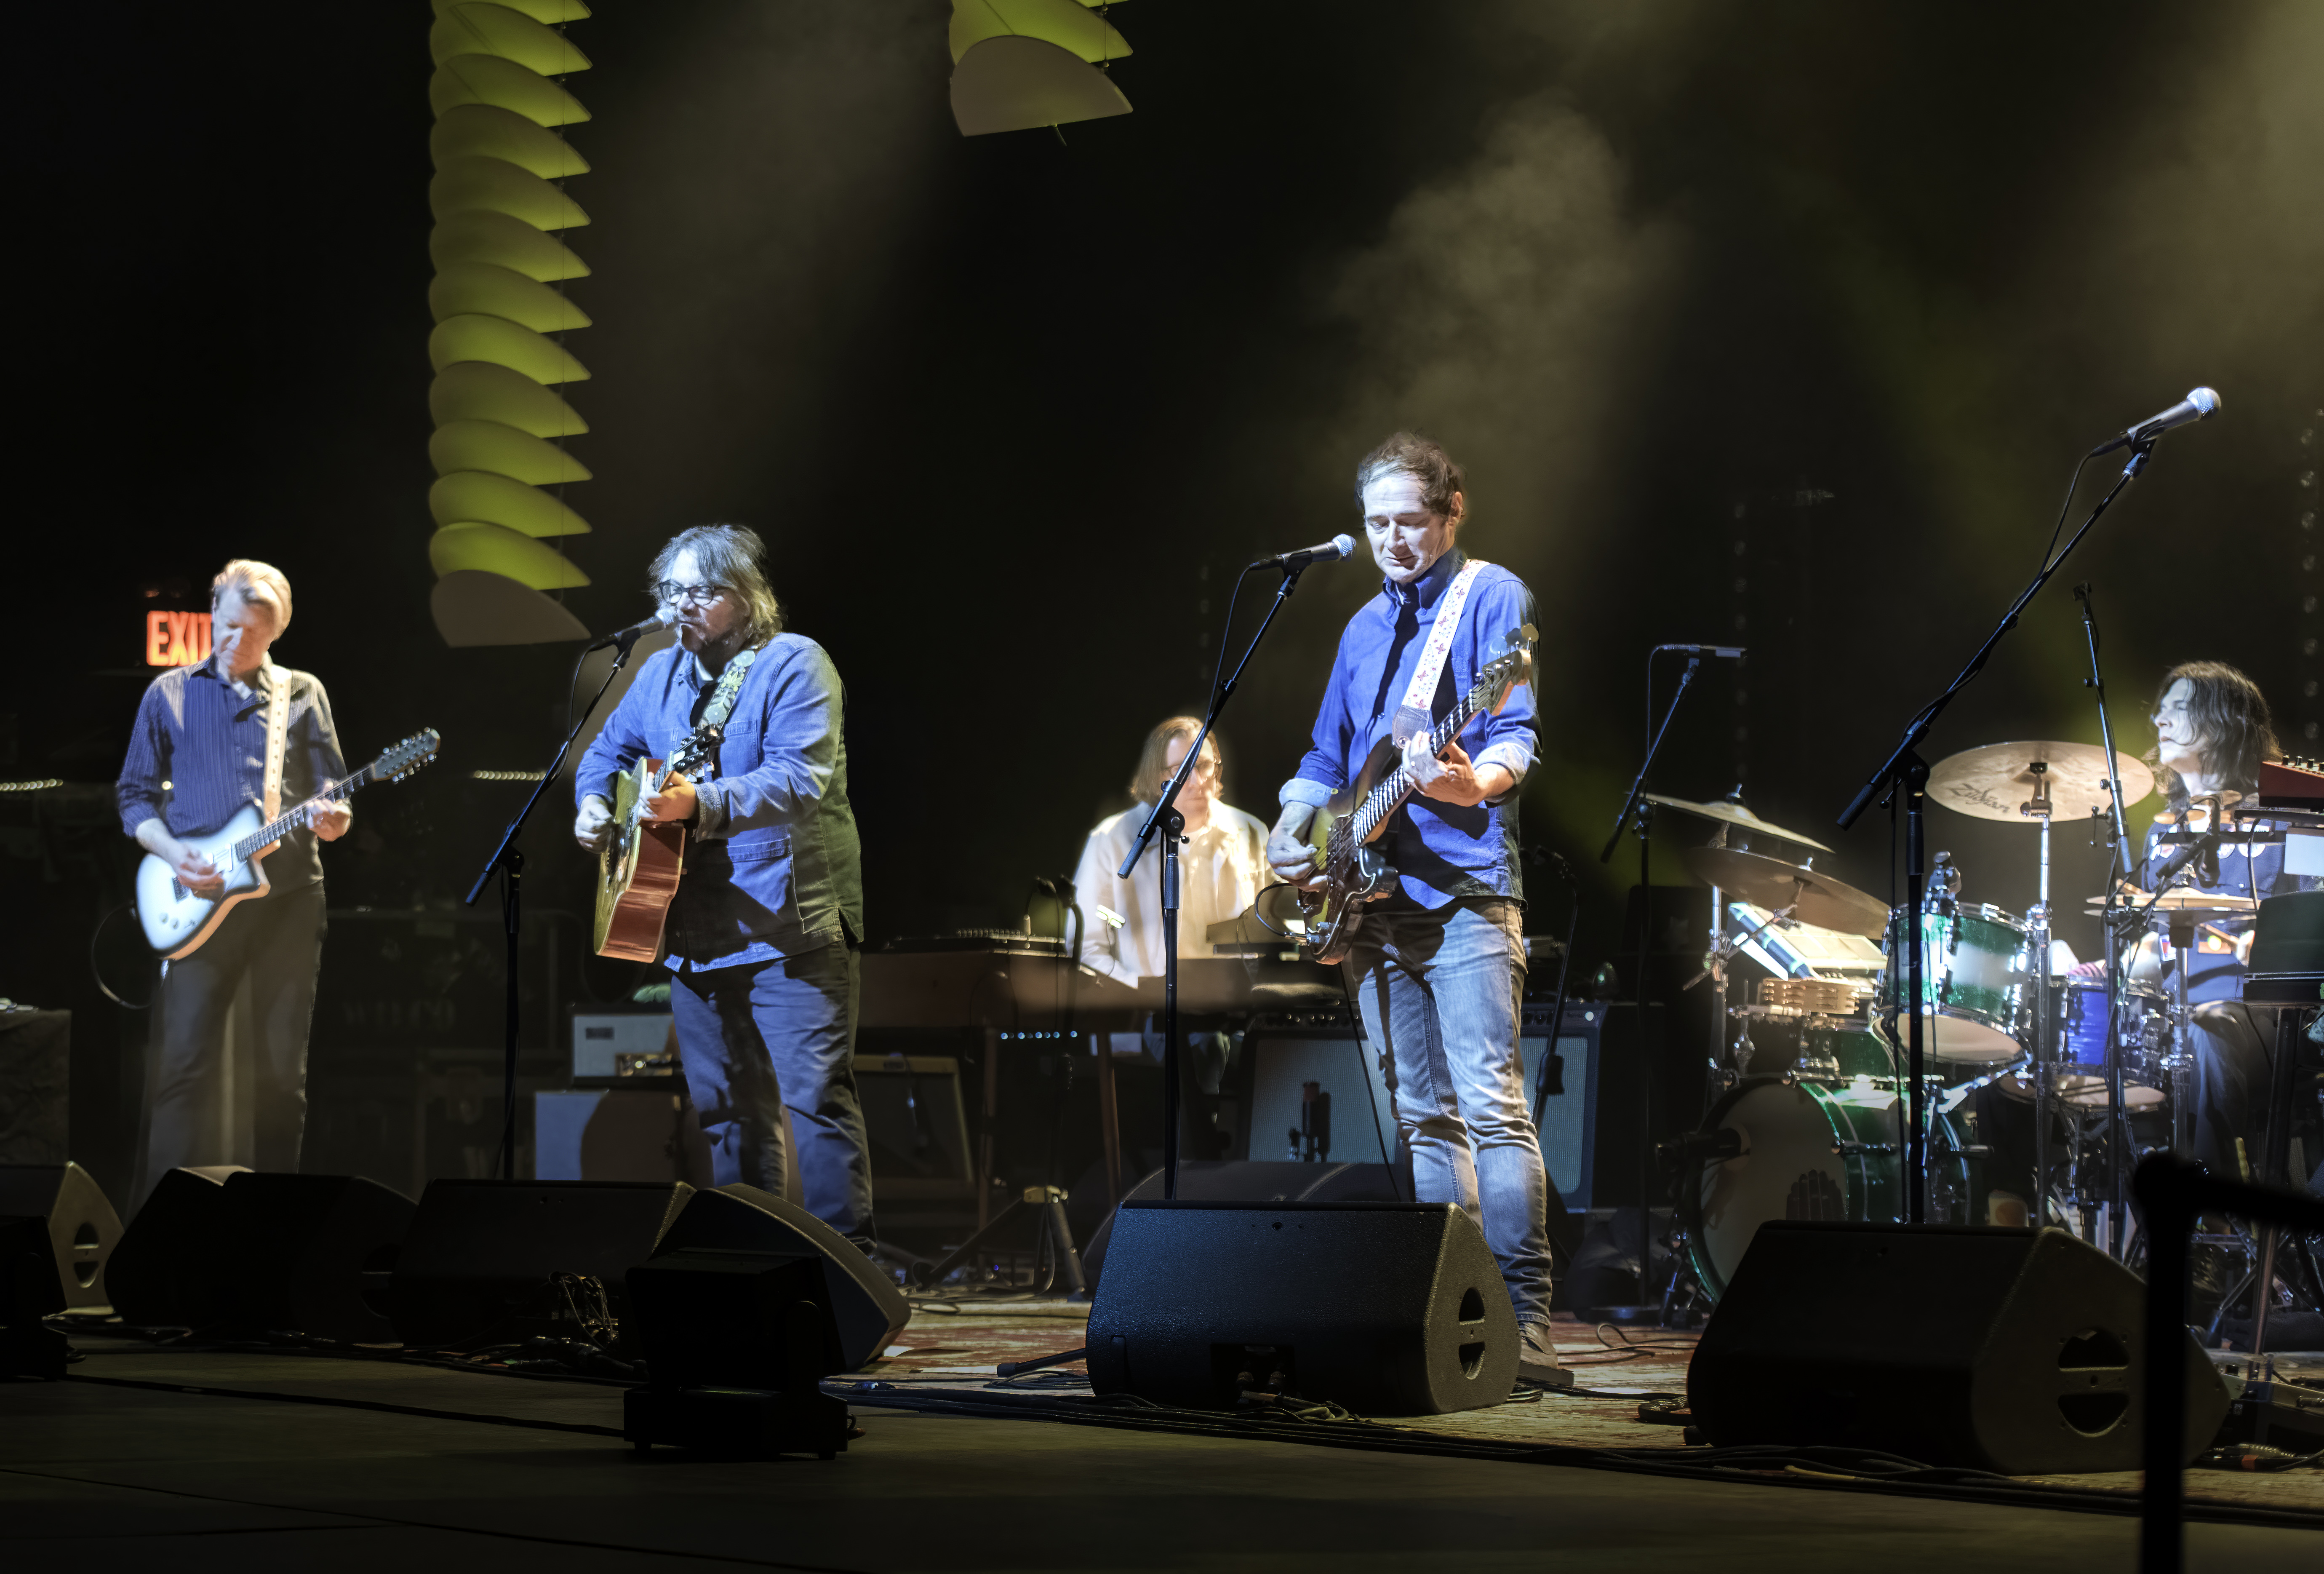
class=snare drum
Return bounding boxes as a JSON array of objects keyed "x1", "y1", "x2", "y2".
[
  {"x1": 1879, "y1": 903, "x2": 2028, "y2": 1063},
  {"x1": 2001, "y1": 979, "x2": 2170, "y2": 1108},
  {"x1": 1729, "y1": 1005, "x2": 1892, "y2": 1082}
]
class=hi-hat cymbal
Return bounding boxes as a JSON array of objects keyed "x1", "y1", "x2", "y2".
[
  {"x1": 1681, "y1": 846, "x2": 1891, "y2": 938},
  {"x1": 1927, "y1": 741, "x2": 2154, "y2": 823},
  {"x1": 1641, "y1": 793, "x2": 1832, "y2": 853}
]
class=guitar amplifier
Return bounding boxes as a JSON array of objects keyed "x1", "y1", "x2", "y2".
[{"x1": 1228, "y1": 1004, "x2": 1604, "y2": 1210}]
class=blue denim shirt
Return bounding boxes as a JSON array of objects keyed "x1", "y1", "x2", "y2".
[
  {"x1": 1281, "y1": 550, "x2": 1540, "y2": 909},
  {"x1": 576, "y1": 635, "x2": 863, "y2": 968}
]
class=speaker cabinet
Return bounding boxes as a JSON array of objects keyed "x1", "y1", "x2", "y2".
[
  {"x1": 646, "y1": 1184, "x2": 908, "y2": 1373},
  {"x1": 1689, "y1": 1221, "x2": 2233, "y2": 1473},
  {"x1": 106, "y1": 1165, "x2": 244, "y2": 1326},
  {"x1": 106, "y1": 1169, "x2": 411, "y2": 1340},
  {"x1": 0, "y1": 1162, "x2": 123, "y2": 1309},
  {"x1": 389, "y1": 1179, "x2": 692, "y2": 1348},
  {"x1": 1086, "y1": 1200, "x2": 1517, "y2": 1416}
]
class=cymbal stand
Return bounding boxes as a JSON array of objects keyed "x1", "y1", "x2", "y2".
[{"x1": 2022, "y1": 765, "x2": 2058, "y2": 1235}]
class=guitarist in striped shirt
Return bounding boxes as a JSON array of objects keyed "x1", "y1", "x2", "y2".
[
  {"x1": 116, "y1": 560, "x2": 350, "y2": 1202},
  {"x1": 1263, "y1": 433, "x2": 1563, "y2": 1387}
]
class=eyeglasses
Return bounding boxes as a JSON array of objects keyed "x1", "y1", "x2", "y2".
[{"x1": 655, "y1": 580, "x2": 728, "y2": 607}]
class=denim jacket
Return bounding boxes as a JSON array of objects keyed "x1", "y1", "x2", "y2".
[{"x1": 576, "y1": 634, "x2": 863, "y2": 967}]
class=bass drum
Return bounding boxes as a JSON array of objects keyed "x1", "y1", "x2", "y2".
[{"x1": 1681, "y1": 1076, "x2": 1975, "y2": 1301}]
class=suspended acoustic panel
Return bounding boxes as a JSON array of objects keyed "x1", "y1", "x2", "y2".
[
  {"x1": 430, "y1": 156, "x2": 590, "y2": 230},
  {"x1": 430, "y1": 522, "x2": 592, "y2": 588},
  {"x1": 432, "y1": 0, "x2": 592, "y2": 20},
  {"x1": 429, "y1": 361, "x2": 590, "y2": 438},
  {"x1": 427, "y1": 10, "x2": 594, "y2": 647},
  {"x1": 432, "y1": 569, "x2": 592, "y2": 647},
  {"x1": 429, "y1": 469, "x2": 592, "y2": 538},
  {"x1": 949, "y1": 0, "x2": 1131, "y2": 65},
  {"x1": 429, "y1": 261, "x2": 592, "y2": 331},
  {"x1": 429, "y1": 54, "x2": 591, "y2": 126},
  {"x1": 431, "y1": 103, "x2": 591, "y2": 179},
  {"x1": 430, "y1": 4, "x2": 594, "y2": 76},
  {"x1": 951, "y1": 34, "x2": 1131, "y2": 136},
  {"x1": 428, "y1": 314, "x2": 590, "y2": 383},
  {"x1": 429, "y1": 420, "x2": 593, "y2": 486},
  {"x1": 429, "y1": 209, "x2": 590, "y2": 281}
]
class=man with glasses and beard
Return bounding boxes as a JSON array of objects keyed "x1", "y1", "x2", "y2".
[{"x1": 575, "y1": 524, "x2": 873, "y2": 1248}]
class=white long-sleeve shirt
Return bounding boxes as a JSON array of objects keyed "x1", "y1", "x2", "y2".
[{"x1": 1070, "y1": 802, "x2": 1273, "y2": 984}]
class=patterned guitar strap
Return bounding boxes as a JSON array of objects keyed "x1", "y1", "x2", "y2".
[
  {"x1": 1390, "y1": 559, "x2": 1489, "y2": 746},
  {"x1": 261, "y1": 662, "x2": 293, "y2": 828},
  {"x1": 702, "y1": 645, "x2": 757, "y2": 733}
]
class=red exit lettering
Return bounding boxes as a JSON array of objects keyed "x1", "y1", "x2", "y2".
[{"x1": 146, "y1": 611, "x2": 213, "y2": 667}]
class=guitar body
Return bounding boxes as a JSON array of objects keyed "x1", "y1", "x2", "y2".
[
  {"x1": 1299, "y1": 737, "x2": 1404, "y2": 965},
  {"x1": 596, "y1": 756, "x2": 688, "y2": 962},
  {"x1": 134, "y1": 805, "x2": 274, "y2": 960}
]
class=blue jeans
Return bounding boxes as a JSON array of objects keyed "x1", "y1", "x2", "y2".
[
  {"x1": 1342, "y1": 895, "x2": 1553, "y2": 1327},
  {"x1": 668, "y1": 941, "x2": 873, "y2": 1234}
]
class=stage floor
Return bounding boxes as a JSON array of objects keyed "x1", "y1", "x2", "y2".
[{"x1": 4, "y1": 1307, "x2": 2319, "y2": 1572}]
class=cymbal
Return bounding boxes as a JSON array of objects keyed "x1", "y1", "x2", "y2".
[
  {"x1": 2082, "y1": 888, "x2": 2259, "y2": 917},
  {"x1": 1641, "y1": 793, "x2": 1833, "y2": 854},
  {"x1": 1681, "y1": 846, "x2": 1890, "y2": 938},
  {"x1": 1927, "y1": 741, "x2": 2154, "y2": 823}
]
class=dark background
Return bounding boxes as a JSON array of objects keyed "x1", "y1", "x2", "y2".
[{"x1": 8, "y1": 3, "x2": 2319, "y2": 1195}]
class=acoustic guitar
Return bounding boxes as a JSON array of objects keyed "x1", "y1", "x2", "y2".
[{"x1": 594, "y1": 724, "x2": 722, "y2": 961}]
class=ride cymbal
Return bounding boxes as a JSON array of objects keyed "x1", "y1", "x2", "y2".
[
  {"x1": 1927, "y1": 741, "x2": 2154, "y2": 823},
  {"x1": 1640, "y1": 793, "x2": 1832, "y2": 854}
]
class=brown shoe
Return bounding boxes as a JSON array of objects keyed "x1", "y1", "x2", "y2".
[{"x1": 1517, "y1": 1320, "x2": 1573, "y2": 1389}]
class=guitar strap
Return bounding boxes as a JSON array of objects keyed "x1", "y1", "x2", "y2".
[
  {"x1": 1391, "y1": 558, "x2": 1489, "y2": 744},
  {"x1": 700, "y1": 644, "x2": 757, "y2": 733},
  {"x1": 260, "y1": 662, "x2": 293, "y2": 822}
]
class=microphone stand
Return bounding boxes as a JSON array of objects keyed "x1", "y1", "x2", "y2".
[
  {"x1": 1839, "y1": 440, "x2": 2156, "y2": 1224},
  {"x1": 1601, "y1": 652, "x2": 1701, "y2": 1316},
  {"x1": 1118, "y1": 559, "x2": 1320, "y2": 1200},
  {"x1": 2074, "y1": 583, "x2": 2138, "y2": 1251},
  {"x1": 464, "y1": 628, "x2": 658, "y2": 1182}
]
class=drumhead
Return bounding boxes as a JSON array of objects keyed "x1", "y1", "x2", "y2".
[{"x1": 1681, "y1": 1078, "x2": 1906, "y2": 1300}]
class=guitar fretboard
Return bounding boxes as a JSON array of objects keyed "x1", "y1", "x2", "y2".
[
  {"x1": 230, "y1": 763, "x2": 375, "y2": 863},
  {"x1": 1332, "y1": 686, "x2": 1492, "y2": 857}
]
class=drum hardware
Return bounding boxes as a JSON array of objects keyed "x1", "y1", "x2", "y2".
[{"x1": 1756, "y1": 976, "x2": 1861, "y2": 1014}]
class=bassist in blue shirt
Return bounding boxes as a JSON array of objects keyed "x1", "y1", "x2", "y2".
[{"x1": 1264, "y1": 433, "x2": 1562, "y2": 1386}]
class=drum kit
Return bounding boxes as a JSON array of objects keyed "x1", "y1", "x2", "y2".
[{"x1": 1653, "y1": 738, "x2": 2255, "y2": 1305}]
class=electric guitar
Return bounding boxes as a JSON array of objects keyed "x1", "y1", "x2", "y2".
[
  {"x1": 133, "y1": 729, "x2": 441, "y2": 959},
  {"x1": 1293, "y1": 626, "x2": 1536, "y2": 965},
  {"x1": 595, "y1": 723, "x2": 723, "y2": 962}
]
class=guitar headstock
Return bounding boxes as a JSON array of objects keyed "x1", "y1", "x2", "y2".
[
  {"x1": 377, "y1": 729, "x2": 442, "y2": 782},
  {"x1": 669, "y1": 724, "x2": 723, "y2": 778},
  {"x1": 1479, "y1": 624, "x2": 1537, "y2": 717}
]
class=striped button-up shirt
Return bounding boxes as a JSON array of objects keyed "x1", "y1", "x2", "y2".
[{"x1": 117, "y1": 656, "x2": 348, "y2": 890}]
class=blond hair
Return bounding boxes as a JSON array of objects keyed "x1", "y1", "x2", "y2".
[
  {"x1": 1129, "y1": 715, "x2": 1221, "y2": 806},
  {"x1": 211, "y1": 559, "x2": 293, "y2": 629}
]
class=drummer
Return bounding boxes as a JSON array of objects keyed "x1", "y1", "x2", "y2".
[{"x1": 2081, "y1": 662, "x2": 2313, "y2": 1171}]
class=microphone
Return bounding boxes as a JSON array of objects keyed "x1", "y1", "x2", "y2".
[
  {"x1": 587, "y1": 607, "x2": 675, "y2": 651},
  {"x1": 1250, "y1": 534, "x2": 1358, "y2": 572},
  {"x1": 2089, "y1": 387, "x2": 2220, "y2": 457},
  {"x1": 1654, "y1": 644, "x2": 1746, "y2": 659}
]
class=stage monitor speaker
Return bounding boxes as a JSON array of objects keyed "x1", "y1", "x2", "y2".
[
  {"x1": 104, "y1": 1169, "x2": 411, "y2": 1339},
  {"x1": 1086, "y1": 1199, "x2": 1517, "y2": 1416},
  {"x1": 1689, "y1": 1221, "x2": 2233, "y2": 1474},
  {"x1": 106, "y1": 1165, "x2": 246, "y2": 1325},
  {"x1": 0, "y1": 1162, "x2": 124, "y2": 1309},
  {"x1": 1, "y1": 1214, "x2": 69, "y2": 1378},
  {"x1": 389, "y1": 1178, "x2": 692, "y2": 1349},
  {"x1": 1080, "y1": 1159, "x2": 1408, "y2": 1284},
  {"x1": 646, "y1": 1184, "x2": 908, "y2": 1373}
]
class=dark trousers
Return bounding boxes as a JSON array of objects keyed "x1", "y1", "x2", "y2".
[
  {"x1": 140, "y1": 881, "x2": 327, "y2": 1201},
  {"x1": 667, "y1": 941, "x2": 873, "y2": 1235}
]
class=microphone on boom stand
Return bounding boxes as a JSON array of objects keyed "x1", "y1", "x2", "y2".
[
  {"x1": 1249, "y1": 534, "x2": 1358, "y2": 572},
  {"x1": 586, "y1": 607, "x2": 676, "y2": 651},
  {"x1": 2088, "y1": 387, "x2": 2220, "y2": 457}
]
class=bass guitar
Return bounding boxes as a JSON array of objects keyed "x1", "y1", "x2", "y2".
[
  {"x1": 595, "y1": 723, "x2": 723, "y2": 962},
  {"x1": 1294, "y1": 626, "x2": 1536, "y2": 965},
  {"x1": 134, "y1": 729, "x2": 442, "y2": 959}
]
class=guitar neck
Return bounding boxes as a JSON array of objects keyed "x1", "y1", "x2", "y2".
[
  {"x1": 232, "y1": 763, "x2": 375, "y2": 863},
  {"x1": 1346, "y1": 689, "x2": 1488, "y2": 846}
]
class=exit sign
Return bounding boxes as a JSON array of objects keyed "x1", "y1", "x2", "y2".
[{"x1": 146, "y1": 611, "x2": 213, "y2": 667}]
